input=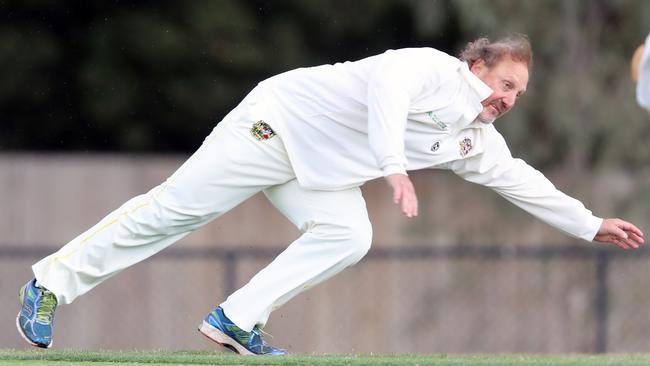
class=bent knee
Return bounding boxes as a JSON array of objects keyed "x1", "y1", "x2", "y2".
[
  {"x1": 351, "y1": 221, "x2": 373, "y2": 257},
  {"x1": 311, "y1": 219, "x2": 372, "y2": 259}
]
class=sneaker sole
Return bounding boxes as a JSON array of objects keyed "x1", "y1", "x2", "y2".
[
  {"x1": 15, "y1": 313, "x2": 52, "y2": 349},
  {"x1": 198, "y1": 320, "x2": 254, "y2": 356}
]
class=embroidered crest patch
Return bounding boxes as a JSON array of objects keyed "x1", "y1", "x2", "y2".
[
  {"x1": 459, "y1": 137, "x2": 473, "y2": 157},
  {"x1": 251, "y1": 121, "x2": 276, "y2": 140}
]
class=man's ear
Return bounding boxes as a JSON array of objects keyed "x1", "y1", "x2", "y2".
[{"x1": 470, "y1": 59, "x2": 487, "y2": 76}]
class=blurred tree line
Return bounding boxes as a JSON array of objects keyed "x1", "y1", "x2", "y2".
[{"x1": 1, "y1": 0, "x2": 650, "y2": 172}]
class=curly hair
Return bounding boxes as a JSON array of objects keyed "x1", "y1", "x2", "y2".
[{"x1": 459, "y1": 35, "x2": 533, "y2": 71}]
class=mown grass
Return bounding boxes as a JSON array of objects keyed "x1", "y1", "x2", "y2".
[{"x1": 1, "y1": 349, "x2": 649, "y2": 366}]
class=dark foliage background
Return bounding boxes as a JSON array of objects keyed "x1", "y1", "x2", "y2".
[{"x1": 2, "y1": 0, "x2": 650, "y2": 172}]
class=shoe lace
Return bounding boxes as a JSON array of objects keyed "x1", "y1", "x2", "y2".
[
  {"x1": 255, "y1": 326, "x2": 274, "y2": 339},
  {"x1": 252, "y1": 326, "x2": 276, "y2": 348},
  {"x1": 35, "y1": 290, "x2": 57, "y2": 324}
]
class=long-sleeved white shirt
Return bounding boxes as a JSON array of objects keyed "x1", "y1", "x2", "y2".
[{"x1": 250, "y1": 47, "x2": 602, "y2": 241}]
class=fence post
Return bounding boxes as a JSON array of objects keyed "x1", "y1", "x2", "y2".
[
  {"x1": 223, "y1": 250, "x2": 238, "y2": 299},
  {"x1": 595, "y1": 250, "x2": 610, "y2": 353}
]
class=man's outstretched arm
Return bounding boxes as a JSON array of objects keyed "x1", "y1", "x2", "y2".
[{"x1": 449, "y1": 130, "x2": 644, "y2": 244}]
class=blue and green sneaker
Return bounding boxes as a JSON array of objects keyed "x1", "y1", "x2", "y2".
[
  {"x1": 16, "y1": 279, "x2": 58, "y2": 348},
  {"x1": 198, "y1": 306, "x2": 287, "y2": 355}
]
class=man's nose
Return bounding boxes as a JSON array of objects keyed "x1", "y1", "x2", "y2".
[{"x1": 503, "y1": 93, "x2": 517, "y2": 111}]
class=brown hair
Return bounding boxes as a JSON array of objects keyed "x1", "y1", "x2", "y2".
[{"x1": 459, "y1": 35, "x2": 533, "y2": 71}]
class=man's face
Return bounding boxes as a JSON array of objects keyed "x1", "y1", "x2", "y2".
[{"x1": 470, "y1": 56, "x2": 529, "y2": 123}]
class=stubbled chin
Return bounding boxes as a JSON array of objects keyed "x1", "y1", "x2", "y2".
[{"x1": 477, "y1": 112, "x2": 496, "y2": 124}]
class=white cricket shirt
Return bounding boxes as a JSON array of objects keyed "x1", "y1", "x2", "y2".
[{"x1": 250, "y1": 48, "x2": 602, "y2": 241}]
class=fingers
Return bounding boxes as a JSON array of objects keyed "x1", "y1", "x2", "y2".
[
  {"x1": 613, "y1": 237, "x2": 631, "y2": 250},
  {"x1": 392, "y1": 181, "x2": 402, "y2": 204},
  {"x1": 615, "y1": 236, "x2": 635, "y2": 250},
  {"x1": 597, "y1": 234, "x2": 632, "y2": 250},
  {"x1": 622, "y1": 232, "x2": 644, "y2": 249},
  {"x1": 394, "y1": 177, "x2": 417, "y2": 217},
  {"x1": 611, "y1": 226, "x2": 629, "y2": 240},
  {"x1": 597, "y1": 218, "x2": 645, "y2": 250},
  {"x1": 617, "y1": 220, "x2": 645, "y2": 239},
  {"x1": 628, "y1": 232, "x2": 645, "y2": 246},
  {"x1": 596, "y1": 232, "x2": 644, "y2": 250},
  {"x1": 612, "y1": 220, "x2": 645, "y2": 249},
  {"x1": 385, "y1": 174, "x2": 418, "y2": 218},
  {"x1": 400, "y1": 184, "x2": 418, "y2": 218}
]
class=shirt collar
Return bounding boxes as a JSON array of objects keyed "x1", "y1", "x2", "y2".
[
  {"x1": 458, "y1": 61, "x2": 493, "y2": 123},
  {"x1": 459, "y1": 61, "x2": 493, "y2": 101}
]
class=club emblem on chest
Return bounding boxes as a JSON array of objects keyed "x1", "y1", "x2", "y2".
[
  {"x1": 459, "y1": 137, "x2": 473, "y2": 157},
  {"x1": 251, "y1": 120, "x2": 276, "y2": 140}
]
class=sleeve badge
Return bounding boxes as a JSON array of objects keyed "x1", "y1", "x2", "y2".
[{"x1": 251, "y1": 121, "x2": 276, "y2": 140}]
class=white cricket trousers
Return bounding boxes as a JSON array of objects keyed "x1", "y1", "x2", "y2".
[{"x1": 32, "y1": 89, "x2": 372, "y2": 332}]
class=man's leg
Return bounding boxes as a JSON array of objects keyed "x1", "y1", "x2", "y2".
[
  {"x1": 32, "y1": 119, "x2": 293, "y2": 304},
  {"x1": 203, "y1": 179, "x2": 371, "y2": 341},
  {"x1": 19, "y1": 90, "x2": 295, "y2": 347}
]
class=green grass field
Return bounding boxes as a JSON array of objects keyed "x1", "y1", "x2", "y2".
[{"x1": 1, "y1": 350, "x2": 649, "y2": 366}]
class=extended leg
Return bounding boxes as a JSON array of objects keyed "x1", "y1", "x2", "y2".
[{"x1": 31, "y1": 92, "x2": 294, "y2": 305}]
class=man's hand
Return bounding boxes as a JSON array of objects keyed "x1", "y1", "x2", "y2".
[
  {"x1": 594, "y1": 218, "x2": 645, "y2": 250},
  {"x1": 385, "y1": 173, "x2": 418, "y2": 218}
]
